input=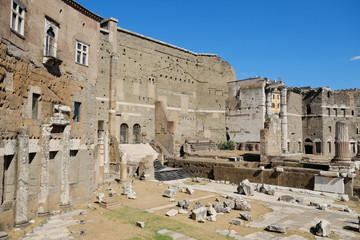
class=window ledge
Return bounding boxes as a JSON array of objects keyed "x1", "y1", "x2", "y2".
[
  {"x1": 75, "y1": 62, "x2": 89, "y2": 68},
  {"x1": 10, "y1": 28, "x2": 25, "y2": 39}
]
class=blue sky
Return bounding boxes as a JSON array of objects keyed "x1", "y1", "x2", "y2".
[{"x1": 76, "y1": 0, "x2": 359, "y2": 90}]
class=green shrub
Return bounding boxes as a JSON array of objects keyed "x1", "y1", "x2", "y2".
[{"x1": 217, "y1": 141, "x2": 235, "y2": 150}]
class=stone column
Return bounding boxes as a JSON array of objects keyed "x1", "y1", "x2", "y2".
[
  {"x1": 60, "y1": 125, "x2": 71, "y2": 208},
  {"x1": 15, "y1": 134, "x2": 29, "y2": 227},
  {"x1": 266, "y1": 90, "x2": 272, "y2": 117},
  {"x1": 38, "y1": 125, "x2": 52, "y2": 216},
  {"x1": 98, "y1": 129, "x2": 105, "y2": 184},
  {"x1": 120, "y1": 152, "x2": 127, "y2": 182},
  {"x1": 332, "y1": 121, "x2": 351, "y2": 162},
  {"x1": 280, "y1": 88, "x2": 288, "y2": 153},
  {"x1": 104, "y1": 130, "x2": 110, "y2": 174}
]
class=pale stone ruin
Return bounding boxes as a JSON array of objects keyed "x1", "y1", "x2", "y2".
[{"x1": 0, "y1": 0, "x2": 360, "y2": 237}]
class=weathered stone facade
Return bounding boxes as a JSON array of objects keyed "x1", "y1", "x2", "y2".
[
  {"x1": 0, "y1": 0, "x2": 236, "y2": 229},
  {"x1": 97, "y1": 19, "x2": 236, "y2": 155},
  {"x1": 226, "y1": 78, "x2": 360, "y2": 158},
  {"x1": 0, "y1": 0, "x2": 102, "y2": 230}
]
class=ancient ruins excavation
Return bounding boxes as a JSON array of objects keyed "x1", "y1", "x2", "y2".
[{"x1": 0, "y1": 0, "x2": 359, "y2": 239}]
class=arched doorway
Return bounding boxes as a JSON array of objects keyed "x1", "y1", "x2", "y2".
[
  {"x1": 304, "y1": 138, "x2": 313, "y2": 154},
  {"x1": 120, "y1": 123, "x2": 129, "y2": 144},
  {"x1": 133, "y1": 124, "x2": 141, "y2": 144}
]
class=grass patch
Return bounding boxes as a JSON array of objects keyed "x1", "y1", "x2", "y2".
[{"x1": 104, "y1": 206, "x2": 232, "y2": 240}]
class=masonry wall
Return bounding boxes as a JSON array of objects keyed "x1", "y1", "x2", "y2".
[
  {"x1": 226, "y1": 78, "x2": 266, "y2": 145},
  {"x1": 98, "y1": 23, "x2": 236, "y2": 154},
  {"x1": 286, "y1": 90, "x2": 303, "y2": 153},
  {"x1": 167, "y1": 158, "x2": 317, "y2": 189},
  {"x1": 0, "y1": 0, "x2": 101, "y2": 230}
]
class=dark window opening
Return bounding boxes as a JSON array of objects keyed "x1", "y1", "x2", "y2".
[
  {"x1": 70, "y1": 150, "x2": 78, "y2": 157},
  {"x1": 29, "y1": 152, "x2": 36, "y2": 164},
  {"x1": 304, "y1": 139, "x2": 313, "y2": 154},
  {"x1": 74, "y1": 102, "x2": 81, "y2": 122},
  {"x1": 315, "y1": 142, "x2": 322, "y2": 154},
  {"x1": 120, "y1": 123, "x2": 129, "y2": 144},
  {"x1": 306, "y1": 104, "x2": 311, "y2": 115},
  {"x1": 328, "y1": 142, "x2": 332, "y2": 154},
  {"x1": 98, "y1": 120, "x2": 104, "y2": 131},
  {"x1": 32, "y1": 93, "x2": 41, "y2": 119},
  {"x1": 49, "y1": 151, "x2": 58, "y2": 160},
  {"x1": 133, "y1": 124, "x2": 141, "y2": 144}
]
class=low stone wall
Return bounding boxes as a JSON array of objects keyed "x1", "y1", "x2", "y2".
[{"x1": 166, "y1": 158, "x2": 319, "y2": 190}]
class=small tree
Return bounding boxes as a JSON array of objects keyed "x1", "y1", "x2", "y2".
[{"x1": 218, "y1": 141, "x2": 235, "y2": 150}]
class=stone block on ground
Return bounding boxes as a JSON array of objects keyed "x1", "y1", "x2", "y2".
[
  {"x1": 96, "y1": 193, "x2": 105, "y2": 203},
  {"x1": 193, "y1": 202, "x2": 203, "y2": 210},
  {"x1": 234, "y1": 198, "x2": 251, "y2": 211},
  {"x1": 230, "y1": 218, "x2": 242, "y2": 226},
  {"x1": 207, "y1": 215, "x2": 216, "y2": 222},
  {"x1": 266, "y1": 223, "x2": 288, "y2": 234},
  {"x1": 191, "y1": 207, "x2": 207, "y2": 221},
  {"x1": 178, "y1": 209, "x2": 188, "y2": 214},
  {"x1": 314, "y1": 220, "x2": 331, "y2": 237},
  {"x1": 177, "y1": 198, "x2": 190, "y2": 209},
  {"x1": 224, "y1": 199, "x2": 235, "y2": 209},
  {"x1": 163, "y1": 188, "x2": 176, "y2": 198},
  {"x1": 136, "y1": 221, "x2": 145, "y2": 228},
  {"x1": 277, "y1": 195, "x2": 295, "y2": 203},
  {"x1": 239, "y1": 212, "x2": 252, "y2": 221},
  {"x1": 165, "y1": 209, "x2": 178, "y2": 217},
  {"x1": 186, "y1": 186, "x2": 195, "y2": 195},
  {"x1": 213, "y1": 202, "x2": 226, "y2": 213},
  {"x1": 207, "y1": 207, "x2": 217, "y2": 216},
  {"x1": 237, "y1": 179, "x2": 254, "y2": 196}
]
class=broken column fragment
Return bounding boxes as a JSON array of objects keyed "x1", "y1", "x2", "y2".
[{"x1": 332, "y1": 121, "x2": 351, "y2": 162}]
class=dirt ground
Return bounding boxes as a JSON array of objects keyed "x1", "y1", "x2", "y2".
[{"x1": 64, "y1": 180, "x2": 318, "y2": 240}]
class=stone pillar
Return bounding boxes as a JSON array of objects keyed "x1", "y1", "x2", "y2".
[
  {"x1": 104, "y1": 130, "x2": 110, "y2": 174},
  {"x1": 352, "y1": 141, "x2": 360, "y2": 161},
  {"x1": 120, "y1": 152, "x2": 127, "y2": 182},
  {"x1": 266, "y1": 90, "x2": 272, "y2": 117},
  {"x1": 98, "y1": 129, "x2": 105, "y2": 185},
  {"x1": 60, "y1": 125, "x2": 71, "y2": 208},
  {"x1": 332, "y1": 121, "x2": 351, "y2": 162},
  {"x1": 15, "y1": 134, "x2": 29, "y2": 227},
  {"x1": 280, "y1": 88, "x2": 288, "y2": 153},
  {"x1": 38, "y1": 125, "x2": 52, "y2": 216}
]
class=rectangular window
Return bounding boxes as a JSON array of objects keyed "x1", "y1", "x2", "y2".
[
  {"x1": 74, "y1": 102, "x2": 81, "y2": 122},
  {"x1": 32, "y1": 93, "x2": 40, "y2": 119},
  {"x1": 328, "y1": 126, "x2": 332, "y2": 133},
  {"x1": 10, "y1": 0, "x2": 25, "y2": 35},
  {"x1": 315, "y1": 142, "x2": 322, "y2": 154},
  {"x1": 327, "y1": 108, "x2": 330, "y2": 116},
  {"x1": 75, "y1": 41, "x2": 89, "y2": 66},
  {"x1": 341, "y1": 109, "x2": 346, "y2": 117},
  {"x1": 334, "y1": 108, "x2": 337, "y2": 117},
  {"x1": 328, "y1": 142, "x2": 331, "y2": 154}
]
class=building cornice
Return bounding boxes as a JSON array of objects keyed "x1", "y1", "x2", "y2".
[{"x1": 61, "y1": 0, "x2": 103, "y2": 22}]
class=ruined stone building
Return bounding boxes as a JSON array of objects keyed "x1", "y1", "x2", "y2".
[
  {"x1": 0, "y1": 0, "x2": 235, "y2": 229},
  {"x1": 226, "y1": 78, "x2": 360, "y2": 158},
  {"x1": 0, "y1": 0, "x2": 103, "y2": 229},
  {"x1": 97, "y1": 19, "x2": 235, "y2": 157}
]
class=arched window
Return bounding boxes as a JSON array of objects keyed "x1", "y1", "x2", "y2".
[
  {"x1": 120, "y1": 123, "x2": 129, "y2": 144},
  {"x1": 45, "y1": 27, "x2": 55, "y2": 57},
  {"x1": 133, "y1": 124, "x2": 141, "y2": 144},
  {"x1": 304, "y1": 138, "x2": 313, "y2": 154}
]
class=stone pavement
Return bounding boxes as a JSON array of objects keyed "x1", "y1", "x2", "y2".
[
  {"x1": 21, "y1": 210, "x2": 85, "y2": 240},
  {"x1": 176, "y1": 180, "x2": 360, "y2": 239},
  {"x1": 157, "y1": 229, "x2": 197, "y2": 240}
]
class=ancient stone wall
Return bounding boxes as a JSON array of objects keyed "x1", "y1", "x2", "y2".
[
  {"x1": 226, "y1": 78, "x2": 266, "y2": 145},
  {"x1": 98, "y1": 21, "x2": 236, "y2": 154},
  {"x1": 0, "y1": 0, "x2": 102, "y2": 230}
]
